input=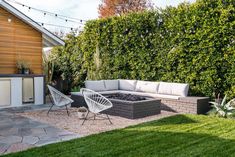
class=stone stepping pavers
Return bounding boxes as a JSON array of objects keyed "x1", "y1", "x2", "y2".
[
  {"x1": 0, "y1": 136, "x2": 22, "y2": 144},
  {"x1": 22, "y1": 136, "x2": 39, "y2": 145},
  {"x1": 0, "y1": 105, "x2": 79, "y2": 155},
  {"x1": 0, "y1": 143, "x2": 10, "y2": 154},
  {"x1": 6, "y1": 143, "x2": 33, "y2": 154}
]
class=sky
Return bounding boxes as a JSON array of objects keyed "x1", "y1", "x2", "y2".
[{"x1": 6, "y1": 0, "x2": 196, "y2": 33}]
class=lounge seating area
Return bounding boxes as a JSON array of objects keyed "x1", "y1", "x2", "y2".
[{"x1": 71, "y1": 80, "x2": 210, "y2": 115}]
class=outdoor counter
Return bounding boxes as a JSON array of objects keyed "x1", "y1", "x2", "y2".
[{"x1": 0, "y1": 74, "x2": 45, "y2": 107}]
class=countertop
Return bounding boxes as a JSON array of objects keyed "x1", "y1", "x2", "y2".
[{"x1": 0, "y1": 74, "x2": 45, "y2": 77}]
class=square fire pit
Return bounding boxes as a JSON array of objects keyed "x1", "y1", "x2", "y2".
[{"x1": 103, "y1": 93, "x2": 161, "y2": 119}]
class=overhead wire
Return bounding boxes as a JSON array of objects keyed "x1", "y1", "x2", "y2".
[
  {"x1": 0, "y1": 13, "x2": 83, "y2": 31},
  {"x1": 5, "y1": 0, "x2": 88, "y2": 25}
]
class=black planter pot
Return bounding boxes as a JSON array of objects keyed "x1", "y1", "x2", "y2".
[
  {"x1": 18, "y1": 68, "x2": 23, "y2": 74},
  {"x1": 23, "y1": 68, "x2": 30, "y2": 74},
  {"x1": 18, "y1": 68, "x2": 30, "y2": 74}
]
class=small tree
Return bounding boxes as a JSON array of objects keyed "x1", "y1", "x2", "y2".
[
  {"x1": 98, "y1": 0, "x2": 153, "y2": 18},
  {"x1": 49, "y1": 31, "x2": 85, "y2": 94}
]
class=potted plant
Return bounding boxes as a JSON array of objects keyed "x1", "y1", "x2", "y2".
[
  {"x1": 70, "y1": 86, "x2": 81, "y2": 95},
  {"x1": 77, "y1": 107, "x2": 87, "y2": 119},
  {"x1": 16, "y1": 59, "x2": 30, "y2": 74},
  {"x1": 208, "y1": 95, "x2": 235, "y2": 118}
]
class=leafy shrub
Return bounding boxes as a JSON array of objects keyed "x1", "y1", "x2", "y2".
[
  {"x1": 79, "y1": 0, "x2": 235, "y2": 98},
  {"x1": 50, "y1": 0, "x2": 235, "y2": 98},
  {"x1": 49, "y1": 32, "x2": 86, "y2": 94},
  {"x1": 71, "y1": 86, "x2": 81, "y2": 92},
  {"x1": 209, "y1": 95, "x2": 235, "y2": 118}
]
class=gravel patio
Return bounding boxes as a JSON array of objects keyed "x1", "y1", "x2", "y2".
[
  {"x1": 19, "y1": 107, "x2": 177, "y2": 137},
  {"x1": 0, "y1": 104, "x2": 177, "y2": 155}
]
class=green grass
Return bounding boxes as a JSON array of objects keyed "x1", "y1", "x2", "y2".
[{"x1": 3, "y1": 114, "x2": 235, "y2": 157}]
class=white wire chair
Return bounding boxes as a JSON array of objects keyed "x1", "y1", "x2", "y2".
[
  {"x1": 47, "y1": 85, "x2": 74, "y2": 116},
  {"x1": 81, "y1": 88, "x2": 113, "y2": 125}
]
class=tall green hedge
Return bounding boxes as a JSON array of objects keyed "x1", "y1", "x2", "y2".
[
  {"x1": 80, "y1": 0, "x2": 235, "y2": 98},
  {"x1": 52, "y1": 0, "x2": 235, "y2": 98}
]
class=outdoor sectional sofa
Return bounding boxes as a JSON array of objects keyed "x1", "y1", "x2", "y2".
[{"x1": 71, "y1": 80, "x2": 210, "y2": 114}]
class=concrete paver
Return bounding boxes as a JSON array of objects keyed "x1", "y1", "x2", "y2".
[{"x1": 0, "y1": 105, "x2": 79, "y2": 155}]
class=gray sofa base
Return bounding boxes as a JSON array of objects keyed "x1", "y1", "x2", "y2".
[
  {"x1": 71, "y1": 93, "x2": 210, "y2": 115},
  {"x1": 160, "y1": 97, "x2": 210, "y2": 114}
]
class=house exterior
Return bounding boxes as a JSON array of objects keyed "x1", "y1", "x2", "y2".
[{"x1": 0, "y1": 0, "x2": 64, "y2": 107}]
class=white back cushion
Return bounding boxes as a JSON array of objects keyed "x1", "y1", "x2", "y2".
[
  {"x1": 171, "y1": 83, "x2": 189, "y2": 97},
  {"x1": 119, "y1": 80, "x2": 137, "y2": 91},
  {"x1": 104, "y1": 80, "x2": 119, "y2": 90},
  {"x1": 158, "y1": 82, "x2": 173, "y2": 95},
  {"x1": 158, "y1": 82, "x2": 189, "y2": 97},
  {"x1": 85, "y1": 80, "x2": 106, "y2": 91},
  {"x1": 135, "y1": 81, "x2": 159, "y2": 93}
]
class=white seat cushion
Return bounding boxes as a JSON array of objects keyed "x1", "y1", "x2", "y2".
[
  {"x1": 99, "y1": 90, "x2": 180, "y2": 99},
  {"x1": 85, "y1": 80, "x2": 106, "y2": 91},
  {"x1": 99, "y1": 90, "x2": 121, "y2": 95},
  {"x1": 135, "y1": 81, "x2": 159, "y2": 93},
  {"x1": 158, "y1": 82, "x2": 189, "y2": 97},
  {"x1": 155, "y1": 94, "x2": 180, "y2": 99},
  {"x1": 119, "y1": 80, "x2": 137, "y2": 91},
  {"x1": 104, "y1": 80, "x2": 119, "y2": 90},
  {"x1": 100, "y1": 90, "x2": 159, "y2": 98},
  {"x1": 119, "y1": 90, "x2": 158, "y2": 97},
  {"x1": 117, "y1": 90, "x2": 144, "y2": 95}
]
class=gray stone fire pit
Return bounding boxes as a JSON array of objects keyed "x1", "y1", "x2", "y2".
[{"x1": 103, "y1": 93, "x2": 161, "y2": 119}]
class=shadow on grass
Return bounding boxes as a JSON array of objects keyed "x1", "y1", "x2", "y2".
[
  {"x1": 153, "y1": 114, "x2": 198, "y2": 124},
  {"x1": 129, "y1": 114, "x2": 199, "y2": 129}
]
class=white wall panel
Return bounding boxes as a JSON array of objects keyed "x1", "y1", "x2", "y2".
[
  {"x1": 11, "y1": 77, "x2": 22, "y2": 107},
  {"x1": 0, "y1": 79, "x2": 11, "y2": 106},
  {"x1": 34, "y1": 77, "x2": 44, "y2": 105}
]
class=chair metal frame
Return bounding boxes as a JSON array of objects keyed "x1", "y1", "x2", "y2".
[
  {"x1": 47, "y1": 85, "x2": 74, "y2": 116},
  {"x1": 81, "y1": 88, "x2": 113, "y2": 125}
]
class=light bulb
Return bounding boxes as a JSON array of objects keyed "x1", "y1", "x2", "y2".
[{"x1": 8, "y1": 18, "x2": 12, "y2": 23}]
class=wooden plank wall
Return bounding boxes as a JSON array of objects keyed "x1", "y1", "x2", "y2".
[{"x1": 0, "y1": 6, "x2": 43, "y2": 74}]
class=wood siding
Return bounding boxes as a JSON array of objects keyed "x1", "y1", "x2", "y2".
[{"x1": 0, "y1": 7, "x2": 43, "y2": 74}]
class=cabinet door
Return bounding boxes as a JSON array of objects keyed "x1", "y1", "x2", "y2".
[
  {"x1": 23, "y1": 78, "x2": 34, "y2": 103},
  {"x1": 0, "y1": 79, "x2": 11, "y2": 106},
  {"x1": 34, "y1": 77, "x2": 44, "y2": 105}
]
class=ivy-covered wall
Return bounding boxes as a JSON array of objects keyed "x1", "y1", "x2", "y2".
[{"x1": 52, "y1": 0, "x2": 235, "y2": 98}]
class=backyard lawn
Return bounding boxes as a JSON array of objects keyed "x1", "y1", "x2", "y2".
[{"x1": 3, "y1": 114, "x2": 235, "y2": 157}]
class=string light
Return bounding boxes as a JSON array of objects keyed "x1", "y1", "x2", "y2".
[
  {"x1": 5, "y1": 0, "x2": 88, "y2": 25},
  {"x1": 38, "y1": 22, "x2": 81, "y2": 31},
  {"x1": 3, "y1": 0, "x2": 160, "y2": 34},
  {"x1": 1, "y1": 8, "x2": 156, "y2": 36},
  {"x1": 0, "y1": 13, "x2": 82, "y2": 31},
  {"x1": 7, "y1": 17, "x2": 12, "y2": 22}
]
